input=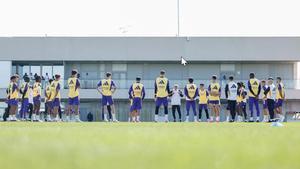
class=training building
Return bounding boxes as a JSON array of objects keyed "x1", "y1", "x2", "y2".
[{"x1": 0, "y1": 37, "x2": 299, "y2": 121}]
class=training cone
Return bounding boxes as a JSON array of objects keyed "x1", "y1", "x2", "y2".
[{"x1": 271, "y1": 121, "x2": 284, "y2": 127}]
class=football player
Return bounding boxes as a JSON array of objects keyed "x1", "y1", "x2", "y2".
[
  {"x1": 97, "y1": 72, "x2": 118, "y2": 122},
  {"x1": 208, "y1": 75, "x2": 221, "y2": 122},
  {"x1": 128, "y1": 77, "x2": 145, "y2": 122}
]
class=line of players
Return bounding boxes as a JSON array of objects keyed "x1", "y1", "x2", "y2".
[
  {"x1": 5, "y1": 69, "x2": 285, "y2": 122},
  {"x1": 224, "y1": 74, "x2": 285, "y2": 123},
  {"x1": 6, "y1": 70, "x2": 81, "y2": 122},
  {"x1": 100, "y1": 70, "x2": 285, "y2": 123}
]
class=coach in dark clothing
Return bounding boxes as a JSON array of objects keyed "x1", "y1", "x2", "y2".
[{"x1": 87, "y1": 112, "x2": 94, "y2": 122}]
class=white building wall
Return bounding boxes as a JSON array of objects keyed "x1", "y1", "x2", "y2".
[
  {"x1": 0, "y1": 61, "x2": 11, "y2": 88},
  {"x1": 1, "y1": 37, "x2": 300, "y2": 61}
]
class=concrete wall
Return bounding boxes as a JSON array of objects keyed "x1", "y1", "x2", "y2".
[
  {"x1": 0, "y1": 61, "x2": 11, "y2": 88},
  {"x1": 1, "y1": 37, "x2": 300, "y2": 61}
]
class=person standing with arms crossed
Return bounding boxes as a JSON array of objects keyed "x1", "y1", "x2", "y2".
[{"x1": 247, "y1": 72, "x2": 261, "y2": 122}]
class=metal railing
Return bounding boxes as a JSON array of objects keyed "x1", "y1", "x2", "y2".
[
  {"x1": 64, "y1": 79, "x2": 300, "y2": 90},
  {"x1": 5, "y1": 79, "x2": 300, "y2": 90}
]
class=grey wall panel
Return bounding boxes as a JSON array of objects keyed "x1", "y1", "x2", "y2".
[
  {"x1": 241, "y1": 64, "x2": 269, "y2": 79},
  {"x1": 127, "y1": 64, "x2": 144, "y2": 79},
  {"x1": 80, "y1": 63, "x2": 98, "y2": 79},
  {"x1": 188, "y1": 64, "x2": 220, "y2": 79},
  {"x1": 126, "y1": 38, "x2": 184, "y2": 61},
  {"x1": 1, "y1": 37, "x2": 300, "y2": 61},
  {"x1": 143, "y1": 64, "x2": 184, "y2": 79},
  {"x1": 268, "y1": 63, "x2": 294, "y2": 80}
]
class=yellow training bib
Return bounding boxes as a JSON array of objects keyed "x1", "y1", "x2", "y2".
[
  {"x1": 155, "y1": 77, "x2": 168, "y2": 97},
  {"x1": 209, "y1": 82, "x2": 220, "y2": 101},
  {"x1": 9, "y1": 82, "x2": 19, "y2": 99},
  {"x1": 33, "y1": 82, "x2": 41, "y2": 97},
  {"x1": 100, "y1": 79, "x2": 113, "y2": 96},
  {"x1": 248, "y1": 78, "x2": 260, "y2": 97},
  {"x1": 199, "y1": 90, "x2": 208, "y2": 104},
  {"x1": 276, "y1": 83, "x2": 285, "y2": 99},
  {"x1": 237, "y1": 88, "x2": 246, "y2": 103},
  {"x1": 50, "y1": 81, "x2": 61, "y2": 100},
  {"x1": 20, "y1": 82, "x2": 29, "y2": 98},
  {"x1": 132, "y1": 83, "x2": 144, "y2": 98},
  {"x1": 186, "y1": 83, "x2": 197, "y2": 98},
  {"x1": 68, "y1": 77, "x2": 80, "y2": 98}
]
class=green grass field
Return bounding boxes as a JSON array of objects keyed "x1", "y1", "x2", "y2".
[{"x1": 0, "y1": 122, "x2": 299, "y2": 169}]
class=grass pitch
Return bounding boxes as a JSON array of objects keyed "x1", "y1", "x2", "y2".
[{"x1": 0, "y1": 122, "x2": 299, "y2": 169}]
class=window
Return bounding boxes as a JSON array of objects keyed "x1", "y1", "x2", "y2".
[
  {"x1": 53, "y1": 66, "x2": 64, "y2": 80},
  {"x1": 220, "y1": 64, "x2": 235, "y2": 72},
  {"x1": 42, "y1": 66, "x2": 53, "y2": 78},
  {"x1": 98, "y1": 64, "x2": 106, "y2": 79},
  {"x1": 12, "y1": 65, "x2": 17, "y2": 75},
  {"x1": 22, "y1": 66, "x2": 30, "y2": 76},
  {"x1": 99, "y1": 64, "x2": 105, "y2": 71},
  {"x1": 31, "y1": 66, "x2": 40, "y2": 76},
  {"x1": 112, "y1": 64, "x2": 127, "y2": 72}
]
